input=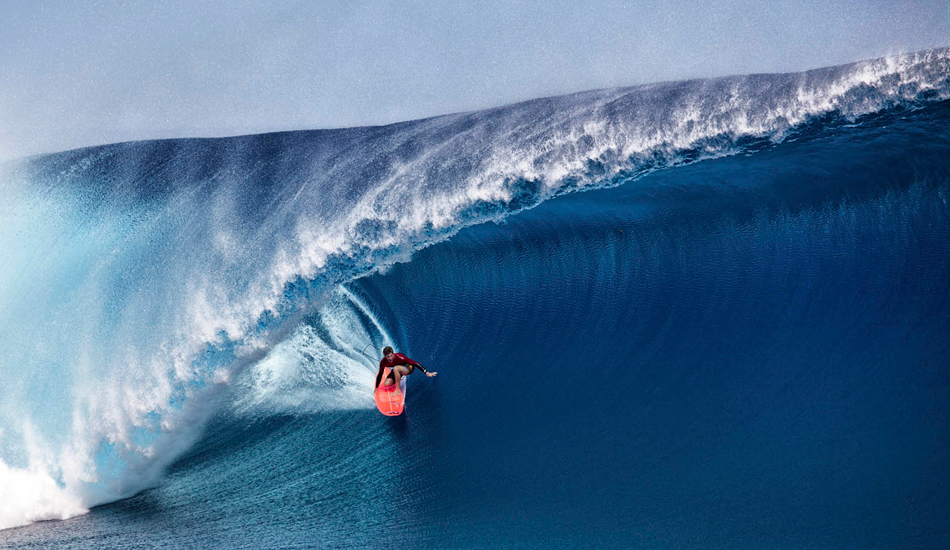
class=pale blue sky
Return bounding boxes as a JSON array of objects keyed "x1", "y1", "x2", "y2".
[{"x1": 1, "y1": 0, "x2": 947, "y2": 161}]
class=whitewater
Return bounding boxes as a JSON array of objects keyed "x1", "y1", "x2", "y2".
[{"x1": 1, "y1": 48, "x2": 949, "y2": 549}]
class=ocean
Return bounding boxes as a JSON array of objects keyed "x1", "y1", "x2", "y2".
[{"x1": 1, "y1": 48, "x2": 949, "y2": 549}]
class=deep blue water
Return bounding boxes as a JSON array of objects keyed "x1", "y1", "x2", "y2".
[{"x1": 2, "y1": 49, "x2": 950, "y2": 549}]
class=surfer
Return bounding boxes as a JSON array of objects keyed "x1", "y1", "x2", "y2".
[{"x1": 375, "y1": 346, "x2": 437, "y2": 396}]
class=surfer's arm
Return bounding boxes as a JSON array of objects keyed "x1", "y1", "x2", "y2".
[
  {"x1": 395, "y1": 353, "x2": 425, "y2": 370},
  {"x1": 392, "y1": 354, "x2": 438, "y2": 377},
  {"x1": 412, "y1": 362, "x2": 437, "y2": 377},
  {"x1": 374, "y1": 365, "x2": 385, "y2": 390},
  {"x1": 398, "y1": 355, "x2": 435, "y2": 376}
]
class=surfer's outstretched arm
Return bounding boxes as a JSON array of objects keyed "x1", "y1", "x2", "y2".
[
  {"x1": 374, "y1": 365, "x2": 385, "y2": 391},
  {"x1": 415, "y1": 363, "x2": 438, "y2": 377}
]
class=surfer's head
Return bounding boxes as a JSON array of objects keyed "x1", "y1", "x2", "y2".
[{"x1": 382, "y1": 346, "x2": 394, "y2": 359}]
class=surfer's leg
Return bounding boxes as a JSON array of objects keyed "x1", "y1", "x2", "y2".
[{"x1": 392, "y1": 365, "x2": 410, "y2": 395}]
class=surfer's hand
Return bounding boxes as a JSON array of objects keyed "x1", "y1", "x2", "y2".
[{"x1": 426, "y1": 371, "x2": 438, "y2": 377}]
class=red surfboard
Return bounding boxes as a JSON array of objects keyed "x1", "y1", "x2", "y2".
[{"x1": 374, "y1": 367, "x2": 407, "y2": 416}]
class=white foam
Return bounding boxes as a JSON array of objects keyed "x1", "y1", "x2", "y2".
[
  {"x1": 229, "y1": 286, "x2": 390, "y2": 415},
  {"x1": 0, "y1": 460, "x2": 87, "y2": 531}
]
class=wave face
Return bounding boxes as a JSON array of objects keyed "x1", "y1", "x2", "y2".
[{"x1": 2, "y1": 48, "x2": 950, "y2": 547}]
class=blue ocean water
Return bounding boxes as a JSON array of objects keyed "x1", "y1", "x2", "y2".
[{"x1": 2, "y1": 49, "x2": 949, "y2": 549}]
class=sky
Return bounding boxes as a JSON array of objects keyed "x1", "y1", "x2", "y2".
[{"x1": 0, "y1": 0, "x2": 948, "y2": 161}]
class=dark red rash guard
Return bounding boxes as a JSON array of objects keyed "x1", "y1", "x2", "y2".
[{"x1": 375, "y1": 353, "x2": 425, "y2": 388}]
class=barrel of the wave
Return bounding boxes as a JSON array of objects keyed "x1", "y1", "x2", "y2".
[{"x1": 374, "y1": 368, "x2": 407, "y2": 416}]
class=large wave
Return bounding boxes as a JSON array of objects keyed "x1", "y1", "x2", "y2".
[{"x1": 1, "y1": 47, "x2": 949, "y2": 532}]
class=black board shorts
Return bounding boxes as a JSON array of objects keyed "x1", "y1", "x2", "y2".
[{"x1": 385, "y1": 364, "x2": 415, "y2": 383}]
